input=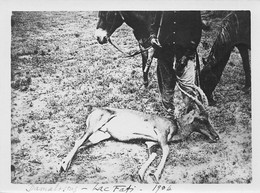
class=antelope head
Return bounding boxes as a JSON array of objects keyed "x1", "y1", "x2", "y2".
[{"x1": 179, "y1": 87, "x2": 220, "y2": 143}]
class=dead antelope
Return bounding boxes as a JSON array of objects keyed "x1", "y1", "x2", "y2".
[{"x1": 58, "y1": 95, "x2": 219, "y2": 183}]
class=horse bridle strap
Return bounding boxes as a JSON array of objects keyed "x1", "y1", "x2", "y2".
[
  {"x1": 108, "y1": 38, "x2": 152, "y2": 58},
  {"x1": 106, "y1": 11, "x2": 153, "y2": 58},
  {"x1": 106, "y1": 12, "x2": 123, "y2": 38}
]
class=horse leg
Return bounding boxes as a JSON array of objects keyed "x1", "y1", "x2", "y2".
[
  {"x1": 144, "y1": 47, "x2": 155, "y2": 82},
  {"x1": 214, "y1": 52, "x2": 232, "y2": 85},
  {"x1": 139, "y1": 44, "x2": 149, "y2": 88},
  {"x1": 138, "y1": 141, "x2": 158, "y2": 182},
  {"x1": 236, "y1": 44, "x2": 251, "y2": 92},
  {"x1": 209, "y1": 50, "x2": 232, "y2": 103}
]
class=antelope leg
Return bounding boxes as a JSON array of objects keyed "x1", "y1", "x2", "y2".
[
  {"x1": 153, "y1": 145, "x2": 169, "y2": 182},
  {"x1": 138, "y1": 141, "x2": 158, "y2": 182},
  {"x1": 58, "y1": 131, "x2": 92, "y2": 173},
  {"x1": 59, "y1": 131, "x2": 110, "y2": 173}
]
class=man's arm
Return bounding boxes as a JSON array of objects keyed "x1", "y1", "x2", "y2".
[
  {"x1": 149, "y1": 11, "x2": 163, "y2": 48},
  {"x1": 149, "y1": 11, "x2": 162, "y2": 38}
]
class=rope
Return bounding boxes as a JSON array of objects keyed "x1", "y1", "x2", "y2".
[{"x1": 108, "y1": 38, "x2": 153, "y2": 58}]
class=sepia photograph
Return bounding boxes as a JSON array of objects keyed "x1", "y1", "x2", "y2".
[{"x1": 1, "y1": 0, "x2": 260, "y2": 192}]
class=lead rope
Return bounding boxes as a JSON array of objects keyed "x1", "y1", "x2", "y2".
[
  {"x1": 108, "y1": 11, "x2": 164, "y2": 58},
  {"x1": 108, "y1": 38, "x2": 152, "y2": 58}
]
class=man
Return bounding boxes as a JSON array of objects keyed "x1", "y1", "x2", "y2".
[{"x1": 149, "y1": 11, "x2": 202, "y2": 112}]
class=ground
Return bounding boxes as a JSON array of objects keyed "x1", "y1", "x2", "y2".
[{"x1": 10, "y1": 11, "x2": 251, "y2": 184}]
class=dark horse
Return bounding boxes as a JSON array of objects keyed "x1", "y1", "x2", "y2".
[
  {"x1": 200, "y1": 11, "x2": 251, "y2": 105},
  {"x1": 95, "y1": 11, "x2": 155, "y2": 88},
  {"x1": 95, "y1": 11, "x2": 210, "y2": 89}
]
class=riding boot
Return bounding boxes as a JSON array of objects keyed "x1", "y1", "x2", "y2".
[{"x1": 157, "y1": 58, "x2": 176, "y2": 112}]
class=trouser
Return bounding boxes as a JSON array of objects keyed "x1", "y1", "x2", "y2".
[{"x1": 157, "y1": 56, "x2": 196, "y2": 112}]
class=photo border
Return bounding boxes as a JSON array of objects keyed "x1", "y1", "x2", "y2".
[{"x1": 1, "y1": 0, "x2": 259, "y2": 192}]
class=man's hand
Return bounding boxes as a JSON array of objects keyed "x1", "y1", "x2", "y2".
[
  {"x1": 150, "y1": 37, "x2": 162, "y2": 48},
  {"x1": 176, "y1": 55, "x2": 188, "y2": 77}
]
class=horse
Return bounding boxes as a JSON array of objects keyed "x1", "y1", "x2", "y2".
[
  {"x1": 95, "y1": 11, "x2": 156, "y2": 88},
  {"x1": 95, "y1": 11, "x2": 211, "y2": 89},
  {"x1": 200, "y1": 11, "x2": 250, "y2": 105}
]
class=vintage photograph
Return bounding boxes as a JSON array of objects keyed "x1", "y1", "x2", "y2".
[{"x1": 10, "y1": 10, "x2": 251, "y2": 184}]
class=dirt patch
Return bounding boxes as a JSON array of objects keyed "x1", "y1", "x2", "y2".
[{"x1": 11, "y1": 11, "x2": 251, "y2": 184}]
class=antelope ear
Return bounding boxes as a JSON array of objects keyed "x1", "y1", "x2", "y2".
[{"x1": 182, "y1": 110, "x2": 196, "y2": 124}]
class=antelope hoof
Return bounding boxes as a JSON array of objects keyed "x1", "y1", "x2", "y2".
[
  {"x1": 154, "y1": 171, "x2": 161, "y2": 183},
  {"x1": 58, "y1": 159, "x2": 71, "y2": 174},
  {"x1": 149, "y1": 172, "x2": 160, "y2": 184},
  {"x1": 137, "y1": 174, "x2": 144, "y2": 183}
]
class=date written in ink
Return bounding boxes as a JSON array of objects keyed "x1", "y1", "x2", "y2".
[{"x1": 152, "y1": 185, "x2": 172, "y2": 193}]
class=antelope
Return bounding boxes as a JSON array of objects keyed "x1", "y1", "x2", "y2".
[{"x1": 58, "y1": 93, "x2": 219, "y2": 183}]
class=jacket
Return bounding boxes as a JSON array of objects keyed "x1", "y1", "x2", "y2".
[{"x1": 149, "y1": 11, "x2": 202, "y2": 59}]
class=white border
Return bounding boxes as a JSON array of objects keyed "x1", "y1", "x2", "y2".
[{"x1": 1, "y1": 0, "x2": 259, "y2": 192}]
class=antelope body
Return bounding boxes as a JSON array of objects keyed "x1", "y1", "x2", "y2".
[{"x1": 58, "y1": 105, "x2": 219, "y2": 183}]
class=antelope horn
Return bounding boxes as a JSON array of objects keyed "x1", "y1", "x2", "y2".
[
  {"x1": 177, "y1": 80, "x2": 209, "y2": 106},
  {"x1": 194, "y1": 85, "x2": 209, "y2": 106},
  {"x1": 176, "y1": 83, "x2": 208, "y2": 115}
]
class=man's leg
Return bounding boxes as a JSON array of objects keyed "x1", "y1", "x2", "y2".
[
  {"x1": 157, "y1": 58, "x2": 176, "y2": 111},
  {"x1": 179, "y1": 58, "x2": 196, "y2": 113}
]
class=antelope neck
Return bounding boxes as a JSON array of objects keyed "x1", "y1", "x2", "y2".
[{"x1": 170, "y1": 118, "x2": 191, "y2": 142}]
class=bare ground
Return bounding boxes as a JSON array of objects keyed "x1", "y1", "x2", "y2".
[{"x1": 11, "y1": 11, "x2": 251, "y2": 184}]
